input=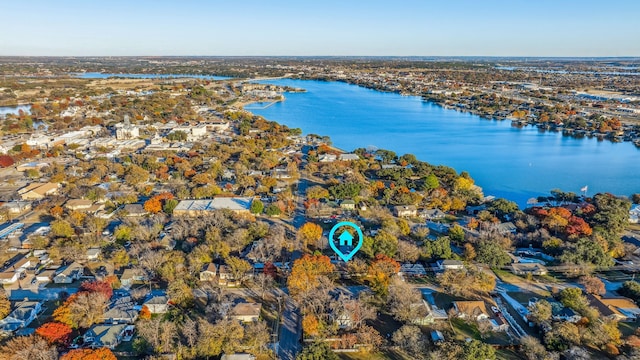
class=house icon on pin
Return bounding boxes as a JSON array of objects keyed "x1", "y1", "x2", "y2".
[{"x1": 338, "y1": 231, "x2": 354, "y2": 247}]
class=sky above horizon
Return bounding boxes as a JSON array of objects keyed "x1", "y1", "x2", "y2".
[{"x1": 1, "y1": 0, "x2": 639, "y2": 57}]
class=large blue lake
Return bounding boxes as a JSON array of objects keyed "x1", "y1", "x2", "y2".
[{"x1": 250, "y1": 79, "x2": 640, "y2": 206}]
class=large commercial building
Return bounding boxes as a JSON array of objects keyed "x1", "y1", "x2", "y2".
[{"x1": 173, "y1": 197, "x2": 253, "y2": 216}]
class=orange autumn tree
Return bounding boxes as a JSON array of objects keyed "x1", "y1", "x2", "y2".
[
  {"x1": 36, "y1": 322, "x2": 72, "y2": 345},
  {"x1": 139, "y1": 305, "x2": 152, "y2": 320},
  {"x1": 302, "y1": 314, "x2": 320, "y2": 337},
  {"x1": 143, "y1": 197, "x2": 162, "y2": 213},
  {"x1": 61, "y1": 348, "x2": 117, "y2": 360},
  {"x1": 367, "y1": 254, "x2": 400, "y2": 296},
  {"x1": 144, "y1": 192, "x2": 175, "y2": 214},
  {"x1": 287, "y1": 254, "x2": 335, "y2": 299}
]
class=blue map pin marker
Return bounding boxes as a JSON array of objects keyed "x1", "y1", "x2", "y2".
[{"x1": 328, "y1": 221, "x2": 364, "y2": 262}]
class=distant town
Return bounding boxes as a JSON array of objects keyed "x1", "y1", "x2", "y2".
[{"x1": 0, "y1": 57, "x2": 639, "y2": 360}]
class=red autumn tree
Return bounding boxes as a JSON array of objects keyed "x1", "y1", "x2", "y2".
[
  {"x1": 36, "y1": 322, "x2": 72, "y2": 345},
  {"x1": 80, "y1": 280, "x2": 113, "y2": 299},
  {"x1": 61, "y1": 348, "x2": 117, "y2": 360},
  {"x1": 263, "y1": 262, "x2": 278, "y2": 278},
  {"x1": 566, "y1": 216, "x2": 593, "y2": 237}
]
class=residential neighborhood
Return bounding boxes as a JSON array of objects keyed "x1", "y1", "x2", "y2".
[{"x1": 0, "y1": 57, "x2": 639, "y2": 360}]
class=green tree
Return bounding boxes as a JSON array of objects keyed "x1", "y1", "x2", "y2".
[
  {"x1": 559, "y1": 287, "x2": 588, "y2": 312},
  {"x1": 559, "y1": 237, "x2": 613, "y2": 268},
  {"x1": 487, "y1": 198, "x2": 519, "y2": 221},
  {"x1": 448, "y1": 224, "x2": 465, "y2": 242},
  {"x1": 328, "y1": 182, "x2": 362, "y2": 200},
  {"x1": 163, "y1": 199, "x2": 179, "y2": 214},
  {"x1": 226, "y1": 256, "x2": 252, "y2": 283},
  {"x1": 51, "y1": 220, "x2": 74, "y2": 238},
  {"x1": 250, "y1": 199, "x2": 264, "y2": 214},
  {"x1": 462, "y1": 339, "x2": 496, "y2": 360},
  {"x1": 422, "y1": 174, "x2": 439, "y2": 191},
  {"x1": 527, "y1": 299, "x2": 552, "y2": 325},
  {"x1": 265, "y1": 204, "x2": 281, "y2": 216},
  {"x1": 475, "y1": 241, "x2": 510, "y2": 268},
  {"x1": 306, "y1": 186, "x2": 329, "y2": 200},
  {"x1": 296, "y1": 341, "x2": 338, "y2": 360},
  {"x1": 619, "y1": 281, "x2": 640, "y2": 303},
  {"x1": 544, "y1": 322, "x2": 580, "y2": 351},
  {"x1": 423, "y1": 236, "x2": 453, "y2": 260}
]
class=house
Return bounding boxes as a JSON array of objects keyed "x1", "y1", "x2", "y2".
[
  {"x1": 18, "y1": 182, "x2": 60, "y2": 200},
  {"x1": 143, "y1": 293, "x2": 170, "y2": 314},
  {"x1": 435, "y1": 259, "x2": 464, "y2": 271},
  {"x1": 122, "y1": 204, "x2": 147, "y2": 217},
  {"x1": 103, "y1": 296, "x2": 138, "y2": 324},
  {"x1": 0, "y1": 301, "x2": 42, "y2": 334},
  {"x1": 218, "y1": 264, "x2": 241, "y2": 286},
  {"x1": 510, "y1": 263, "x2": 548, "y2": 276},
  {"x1": 339, "y1": 153, "x2": 360, "y2": 161},
  {"x1": 496, "y1": 222, "x2": 517, "y2": 234},
  {"x1": 453, "y1": 301, "x2": 490, "y2": 321},
  {"x1": 410, "y1": 300, "x2": 434, "y2": 326},
  {"x1": 53, "y1": 262, "x2": 84, "y2": 284},
  {"x1": 229, "y1": 303, "x2": 262, "y2": 323},
  {"x1": 65, "y1": 199, "x2": 105, "y2": 213},
  {"x1": 36, "y1": 269, "x2": 55, "y2": 283},
  {"x1": 199, "y1": 263, "x2": 217, "y2": 282},
  {"x1": 15, "y1": 162, "x2": 48, "y2": 172},
  {"x1": 86, "y1": 248, "x2": 102, "y2": 261},
  {"x1": 400, "y1": 263, "x2": 427, "y2": 277},
  {"x1": 421, "y1": 209, "x2": 446, "y2": 220},
  {"x1": 630, "y1": 205, "x2": 640, "y2": 223},
  {"x1": 548, "y1": 301, "x2": 582, "y2": 323},
  {"x1": 172, "y1": 198, "x2": 254, "y2": 216},
  {"x1": 340, "y1": 199, "x2": 356, "y2": 211},
  {"x1": 84, "y1": 324, "x2": 134, "y2": 349},
  {"x1": 318, "y1": 154, "x2": 337, "y2": 162},
  {"x1": 587, "y1": 294, "x2": 640, "y2": 322},
  {"x1": 0, "y1": 202, "x2": 32, "y2": 217},
  {"x1": 65, "y1": 199, "x2": 94, "y2": 211},
  {"x1": 221, "y1": 354, "x2": 256, "y2": 360},
  {"x1": 394, "y1": 205, "x2": 417, "y2": 218},
  {"x1": 0, "y1": 222, "x2": 25, "y2": 241},
  {"x1": 0, "y1": 271, "x2": 20, "y2": 284},
  {"x1": 120, "y1": 268, "x2": 147, "y2": 287}
]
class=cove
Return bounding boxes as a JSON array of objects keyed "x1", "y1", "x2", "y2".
[{"x1": 249, "y1": 79, "x2": 640, "y2": 206}]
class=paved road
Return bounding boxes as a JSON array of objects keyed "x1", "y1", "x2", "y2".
[{"x1": 278, "y1": 296, "x2": 302, "y2": 360}]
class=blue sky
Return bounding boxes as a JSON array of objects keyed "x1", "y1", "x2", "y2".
[{"x1": 1, "y1": 0, "x2": 639, "y2": 56}]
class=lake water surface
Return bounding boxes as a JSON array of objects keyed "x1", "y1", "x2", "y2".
[{"x1": 250, "y1": 79, "x2": 640, "y2": 206}]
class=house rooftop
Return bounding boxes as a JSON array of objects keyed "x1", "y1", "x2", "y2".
[{"x1": 230, "y1": 303, "x2": 262, "y2": 317}]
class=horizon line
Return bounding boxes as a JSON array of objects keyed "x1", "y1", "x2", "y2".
[{"x1": 1, "y1": 55, "x2": 640, "y2": 60}]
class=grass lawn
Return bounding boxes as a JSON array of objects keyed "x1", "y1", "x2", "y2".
[
  {"x1": 497, "y1": 348, "x2": 526, "y2": 360},
  {"x1": 450, "y1": 318, "x2": 481, "y2": 341},
  {"x1": 506, "y1": 291, "x2": 537, "y2": 306},
  {"x1": 493, "y1": 270, "x2": 551, "y2": 297},
  {"x1": 619, "y1": 321, "x2": 640, "y2": 337},
  {"x1": 431, "y1": 291, "x2": 464, "y2": 310},
  {"x1": 338, "y1": 349, "x2": 409, "y2": 360},
  {"x1": 113, "y1": 335, "x2": 136, "y2": 354},
  {"x1": 368, "y1": 312, "x2": 404, "y2": 339}
]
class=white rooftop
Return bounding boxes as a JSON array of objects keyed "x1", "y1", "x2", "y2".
[{"x1": 174, "y1": 197, "x2": 253, "y2": 212}]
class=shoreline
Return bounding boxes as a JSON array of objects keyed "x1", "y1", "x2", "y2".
[{"x1": 242, "y1": 78, "x2": 635, "y2": 207}]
